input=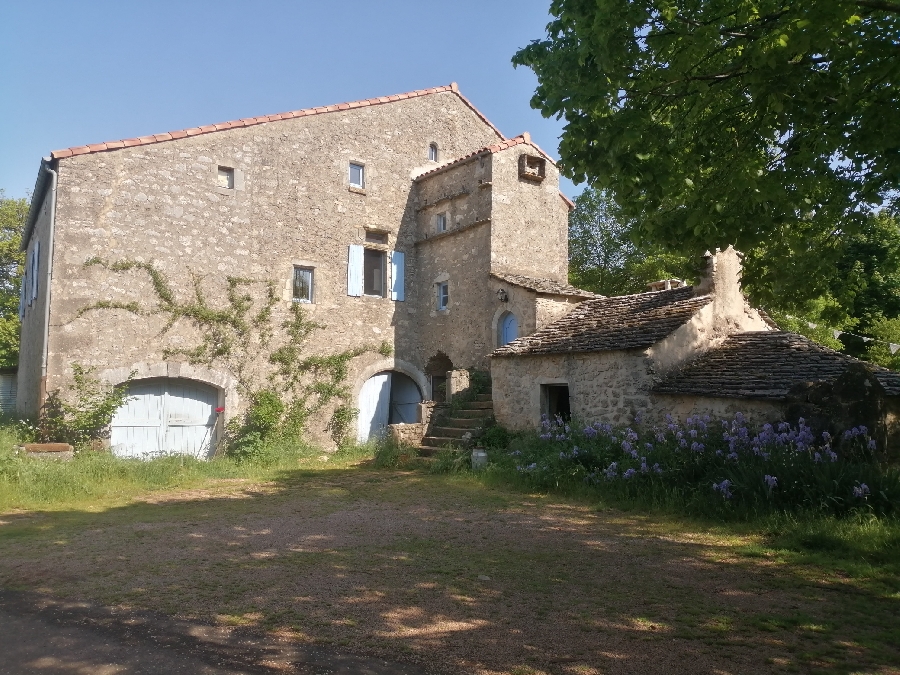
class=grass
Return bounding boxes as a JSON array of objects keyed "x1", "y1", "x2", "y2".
[
  {"x1": 0, "y1": 424, "x2": 376, "y2": 512},
  {"x1": 1, "y1": 426, "x2": 899, "y2": 673}
]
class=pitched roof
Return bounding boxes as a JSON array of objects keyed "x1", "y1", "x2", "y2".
[
  {"x1": 493, "y1": 286, "x2": 711, "y2": 356},
  {"x1": 490, "y1": 272, "x2": 597, "y2": 298},
  {"x1": 50, "y1": 83, "x2": 504, "y2": 159},
  {"x1": 414, "y1": 132, "x2": 556, "y2": 181},
  {"x1": 652, "y1": 331, "x2": 900, "y2": 399}
]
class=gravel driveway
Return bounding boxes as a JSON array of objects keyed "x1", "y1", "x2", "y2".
[{"x1": 0, "y1": 469, "x2": 895, "y2": 674}]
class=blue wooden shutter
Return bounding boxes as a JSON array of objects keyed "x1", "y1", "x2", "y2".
[
  {"x1": 390, "y1": 251, "x2": 405, "y2": 302},
  {"x1": 347, "y1": 245, "x2": 363, "y2": 297},
  {"x1": 31, "y1": 240, "x2": 40, "y2": 302}
]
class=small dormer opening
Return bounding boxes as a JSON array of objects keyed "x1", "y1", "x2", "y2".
[
  {"x1": 217, "y1": 166, "x2": 235, "y2": 189},
  {"x1": 428, "y1": 143, "x2": 439, "y2": 162},
  {"x1": 518, "y1": 154, "x2": 546, "y2": 182}
]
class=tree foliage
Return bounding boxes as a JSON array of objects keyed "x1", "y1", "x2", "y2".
[
  {"x1": 0, "y1": 191, "x2": 27, "y2": 368},
  {"x1": 568, "y1": 187, "x2": 700, "y2": 296},
  {"x1": 515, "y1": 1, "x2": 900, "y2": 303}
]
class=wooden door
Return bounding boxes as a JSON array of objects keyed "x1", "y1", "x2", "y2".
[{"x1": 357, "y1": 372, "x2": 391, "y2": 442}]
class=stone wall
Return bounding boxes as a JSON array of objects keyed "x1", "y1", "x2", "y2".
[
  {"x1": 492, "y1": 350, "x2": 655, "y2": 430},
  {"x1": 489, "y1": 143, "x2": 569, "y2": 282}
]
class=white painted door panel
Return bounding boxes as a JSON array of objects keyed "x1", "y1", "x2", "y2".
[
  {"x1": 357, "y1": 373, "x2": 391, "y2": 442},
  {"x1": 111, "y1": 379, "x2": 217, "y2": 459}
]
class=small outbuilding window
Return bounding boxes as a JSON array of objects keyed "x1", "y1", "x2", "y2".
[
  {"x1": 217, "y1": 166, "x2": 235, "y2": 189},
  {"x1": 428, "y1": 143, "x2": 439, "y2": 162},
  {"x1": 293, "y1": 267, "x2": 314, "y2": 303},
  {"x1": 436, "y1": 281, "x2": 449, "y2": 310},
  {"x1": 435, "y1": 212, "x2": 448, "y2": 233},
  {"x1": 542, "y1": 384, "x2": 571, "y2": 421},
  {"x1": 349, "y1": 163, "x2": 365, "y2": 188}
]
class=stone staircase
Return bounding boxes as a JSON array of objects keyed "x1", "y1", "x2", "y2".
[{"x1": 419, "y1": 389, "x2": 493, "y2": 456}]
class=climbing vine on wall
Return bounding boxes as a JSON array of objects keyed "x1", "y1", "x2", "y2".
[{"x1": 80, "y1": 257, "x2": 392, "y2": 447}]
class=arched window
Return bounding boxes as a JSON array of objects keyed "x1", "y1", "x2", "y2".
[
  {"x1": 428, "y1": 143, "x2": 439, "y2": 162},
  {"x1": 498, "y1": 311, "x2": 519, "y2": 347}
]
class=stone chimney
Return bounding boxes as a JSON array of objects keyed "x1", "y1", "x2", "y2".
[{"x1": 693, "y1": 245, "x2": 768, "y2": 335}]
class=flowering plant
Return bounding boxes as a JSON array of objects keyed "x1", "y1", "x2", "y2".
[{"x1": 491, "y1": 413, "x2": 898, "y2": 518}]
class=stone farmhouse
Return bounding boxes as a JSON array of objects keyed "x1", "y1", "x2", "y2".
[
  {"x1": 18, "y1": 84, "x2": 590, "y2": 456},
  {"x1": 19, "y1": 84, "x2": 899, "y2": 457}
]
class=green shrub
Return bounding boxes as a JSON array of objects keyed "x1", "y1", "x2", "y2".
[
  {"x1": 38, "y1": 365, "x2": 135, "y2": 449},
  {"x1": 429, "y1": 446, "x2": 471, "y2": 474},
  {"x1": 373, "y1": 438, "x2": 418, "y2": 468}
]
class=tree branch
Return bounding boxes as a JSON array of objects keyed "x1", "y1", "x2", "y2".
[{"x1": 855, "y1": 0, "x2": 900, "y2": 13}]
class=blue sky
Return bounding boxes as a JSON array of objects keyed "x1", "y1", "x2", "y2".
[{"x1": 0, "y1": 0, "x2": 580, "y2": 200}]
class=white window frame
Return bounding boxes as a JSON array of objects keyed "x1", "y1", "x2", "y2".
[
  {"x1": 436, "y1": 281, "x2": 449, "y2": 311},
  {"x1": 435, "y1": 212, "x2": 448, "y2": 233},
  {"x1": 349, "y1": 163, "x2": 365, "y2": 189},
  {"x1": 428, "y1": 143, "x2": 439, "y2": 162},
  {"x1": 292, "y1": 266, "x2": 314, "y2": 303}
]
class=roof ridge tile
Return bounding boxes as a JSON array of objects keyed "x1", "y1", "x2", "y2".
[{"x1": 50, "y1": 84, "x2": 499, "y2": 159}]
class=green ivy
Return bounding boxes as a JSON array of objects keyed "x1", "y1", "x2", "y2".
[{"x1": 80, "y1": 258, "x2": 394, "y2": 450}]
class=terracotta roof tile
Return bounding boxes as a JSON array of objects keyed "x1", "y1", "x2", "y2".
[
  {"x1": 49, "y1": 84, "x2": 502, "y2": 159},
  {"x1": 653, "y1": 331, "x2": 900, "y2": 399},
  {"x1": 490, "y1": 272, "x2": 597, "y2": 298},
  {"x1": 494, "y1": 286, "x2": 710, "y2": 356}
]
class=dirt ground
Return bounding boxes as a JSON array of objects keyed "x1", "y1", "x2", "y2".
[{"x1": 0, "y1": 469, "x2": 897, "y2": 675}]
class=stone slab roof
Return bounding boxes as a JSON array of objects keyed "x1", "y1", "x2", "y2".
[
  {"x1": 490, "y1": 272, "x2": 597, "y2": 299},
  {"x1": 653, "y1": 331, "x2": 900, "y2": 399},
  {"x1": 493, "y1": 286, "x2": 711, "y2": 356},
  {"x1": 50, "y1": 83, "x2": 504, "y2": 159}
]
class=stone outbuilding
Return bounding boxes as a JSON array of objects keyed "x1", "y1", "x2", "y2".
[{"x1": 492, "y1": 246, "x2": 900, "y2": 450}]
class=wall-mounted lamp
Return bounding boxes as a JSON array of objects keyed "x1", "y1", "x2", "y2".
[{"x1": 496, "y1": 288, "x2": 509, "y2": 303}]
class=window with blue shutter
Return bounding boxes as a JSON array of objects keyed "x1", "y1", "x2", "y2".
[
  {"x1": 390, "y1": 251, "x2": 405, "y2": 302},
  {"x1": 347, "y1": 245, "x2": 363, "y2": 297},
  {"x1": 31, "y1": 240, "x2": 39, "y2": 302}
]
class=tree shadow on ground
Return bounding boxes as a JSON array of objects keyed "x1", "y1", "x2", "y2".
[{"x1": 0, "y1": 465, "x2": 897, "y2": 675}]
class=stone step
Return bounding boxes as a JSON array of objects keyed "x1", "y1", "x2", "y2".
[
  {"x1": 431, "y1": 426, "x2": 472, "y2": 439},
  {"x1": 461, "y1": 400, "x2": 493, "y2": 410},
  {"x1": 476, "y1": 393, "x2": 493, "y2": 402},
  {"x1": 420, "y1": 436, "x2": 458, "y2": 449},
  {"x1": 454, "y1": 409, "x2": 493, "y2": 419},
  {"x1": 444, "y1": 417, "x2": 483, "y2": 429}
]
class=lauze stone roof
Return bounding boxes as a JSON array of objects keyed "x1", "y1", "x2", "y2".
[
  {"x1": 493, "y1": 286, "x2": 711, "y2": 356},
  {"x1": 490, "y1": 272, "x2": 597, "y2": 299},
  {"x1": 653, "y1": 331, "x2": 900, "y2": 399}
]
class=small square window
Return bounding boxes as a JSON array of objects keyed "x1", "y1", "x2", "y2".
[
  {"x1": 437, "y1": 281, "x2": 449, "y2": 310},
  {"x1": 363, "y1": 248, "x2": 386, "y2": 297},
  {"x1": 428, "y1": 143, "x2": 439, "y2": 162},
  {"x1": 435, "y1": 213, "x2": 447, "y2": 233},
  {"x1": 349, "y1": 163, "x2": 365, "y2": 188},
  {"x1": 518, "y1": 154, "x2": 546, "y2": 182},
  {"x1": 293, "y1": 267, "x2": 314, "y2": 303},
  {"x1": 365, "y1": 230, "x2": 388, "y2": 244},
  {"x1": 217, "y1": 166, "x2": 235, "y2": 189}
]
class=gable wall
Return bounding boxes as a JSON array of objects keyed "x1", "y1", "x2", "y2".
[{"x1": 38, "y1": 92, "x2": 501, "y2": 432}]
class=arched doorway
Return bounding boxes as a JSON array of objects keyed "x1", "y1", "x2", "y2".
[
  {"x1": 110, "y1": 378, "x2": 219, "y2": 459},
  {"x1": 357, "y1": 371, "x2": 423, "y2": 442},
  {"x1": 498, "y1": 311, "x2": 519, "y2": 346}
]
